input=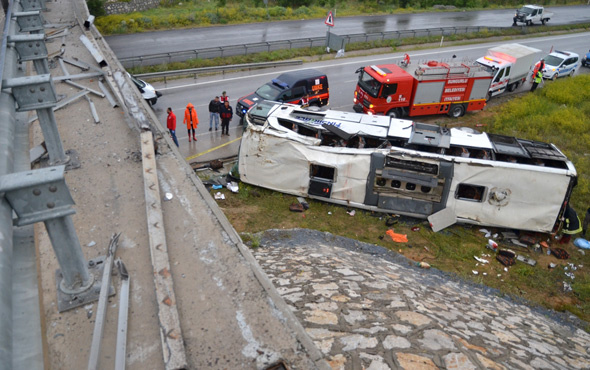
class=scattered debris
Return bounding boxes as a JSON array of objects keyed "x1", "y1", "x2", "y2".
[
  {"x1": 474, "y1": 256, "x2": 489, "y2": 264},
  {"x1": 502, "y1": 231, "x2": 519, "y2": 240},
  {"x1": 488, "y1": 239, "x2": 498, "y2": 251},
  {"x1": 417, "y1": 261, "x2": 430, "y2": 269},
  {"x1": 210, "y1": 159, "x2": 223, "y2": 170},
  {"x1": 385, "y1": 216, "x2": 398, "y2": 226},
  {"x1": 496, "y1": 249, "x2": 516, "y2": 266},
  {"x1": 214, "y1": 192, "x2": 225, "y2": 200},
  {"x1": 574, "y1": 238, "x2": 590, "y2": 249},
  {"x1": 346, "y1": 210, "x2": 355, "y2": 216},
  {"x1": 289, "y1": 203, "x2": 304, "y2": 212},
  {"x1": 164, "y1": 192, "x2": 173, "y2": 201},
  {"x1": 510, "y1": 239, "x2": 528, "y2": 248},
  {"x1": 328, "y1": 212, "x2": 332, "y2": 215},
  {"x1": 411, "y1": 226, "x2": 420, "y2": 232},
  {"x1": 563, "y1": 282, "x2": 572, "y2": 293},
  {"x1": 548, "y1": 263, "x2": 557, "y2": 269},
  {"x1": 226, "y1": 182, "x2": 239, "y2": 193},
  {"x1": 516, "y1": 255, "x2": 537, "y2": 266},
  {"x1": 296, "y1": 197, "x2": 309, "y2": 210},
  {"x1": 472, "y1": 270, "x2": 479, "y2": 275},
  {"x1": 87, "y1": 241, "x2": 96, "y2": 247},
  {"x1": 386, "y1": 229, "x2": 408, "y2": 243},
  {"x1": 550, "y1": 248, "x2": 570, "y2": 260},
  {"x1": 212, "y1": 185, "x2": 223, "y2": 190}
]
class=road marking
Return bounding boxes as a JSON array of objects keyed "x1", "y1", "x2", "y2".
[
  {"x1": 156, "y1": 32, "x2": 587, "y2": 92},
  {"x1": 185, "y1": 136, "x2": 242, "y2": 161}
]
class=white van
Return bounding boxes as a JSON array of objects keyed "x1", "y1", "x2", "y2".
[{"x1": 127, "y1": 73, "x2": 162, "y2": 105}]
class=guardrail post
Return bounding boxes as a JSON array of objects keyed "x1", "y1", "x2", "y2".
[
  {"x1": 0, "y1": 165, "x2": 108, "y2": 312},
  {"x1": 19, "y1": 0, "x2": 42, "y2": 12},
  {"x1": 3, "y1": 74, "x2": 79, "y2": 169},
  {"x1": 9, "y1": 34, "x2": 49, "y2": 74},
  {"x1": 13, "y1": 11, "x2": 44, "y2": 33}
]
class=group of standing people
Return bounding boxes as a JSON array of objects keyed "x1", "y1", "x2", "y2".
[
  {"x1": 165, "y1": 91, "x2": 234, "y2": 147},
  {"x1": 208, "y1": 91, "x2": 233, "y2": 136}
]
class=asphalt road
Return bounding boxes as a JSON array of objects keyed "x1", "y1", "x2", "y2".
[
  {"x1": 149, "y1": 32, "x2": 589, "y2": 164},
  {"x1": 106, "y1": 6, "x2": 590, "y2": 60}
]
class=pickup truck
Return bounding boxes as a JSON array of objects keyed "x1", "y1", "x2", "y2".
[{"x1": 512, "y1": 5, "x2": 553, "y2": 26}]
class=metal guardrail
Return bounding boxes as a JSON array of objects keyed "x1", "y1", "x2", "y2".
[
  {"x1": 134, "y1": 59, "x2": 303, "y2": 83},
  {"x1": 120, "y1": 25, "x2": 507, "y2": 68},
  {"x1": 1, "y1": 0, "x2": 106, "y2": 366}
]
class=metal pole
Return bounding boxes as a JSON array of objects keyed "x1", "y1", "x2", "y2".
[
  {"x1": 36, "y1": 108, "x2": 70, "y2": 165},
  {"x1": 0, "y1": 0, "x2": 17, "y2": 364},
  {"x1": 44, "y1": 216, "x2": 93, "y2": 293}
]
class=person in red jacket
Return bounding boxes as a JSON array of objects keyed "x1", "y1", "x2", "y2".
[
  {"x1": 183, "y1": 103, "x2": 198, "y2": 142},
  {"x1": 166, "y1": 107, "x2": 179, "y2": 147},
  {"x1": 219, "y1": 100, "x2": 233, "y2": 136}
]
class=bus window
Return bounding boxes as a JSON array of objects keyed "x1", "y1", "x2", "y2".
[{"x1": 456, "y1": 184, "x2": 485, "y2": 202}]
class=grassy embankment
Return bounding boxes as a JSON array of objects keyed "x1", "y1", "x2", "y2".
[
  {"x1": 95, "y1": 0, "x2": 586, "y2": 35},
  {"x1": 215, "y1": 74, "x2": 590, "y2": 326}
]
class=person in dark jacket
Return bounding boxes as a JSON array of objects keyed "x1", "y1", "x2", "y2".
[
  {"x1": 220, "y1": 100, "x2": 233, "y2": 136},
  {"x1": 208, "y1": 96, "x2": 220, "y2": 131},
  {"x1": 561, "y1": 205, "x2": 582, "y2": 244}
]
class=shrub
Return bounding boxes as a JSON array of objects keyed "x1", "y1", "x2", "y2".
[{"x1": 87, "y1": 0, "x2": 106, "y2": 17}]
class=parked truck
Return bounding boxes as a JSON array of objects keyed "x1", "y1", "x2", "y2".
[
  {"x1": 512, "y1": 5, "x2": 553, "y2": 26},
  {"x1": 353, "y1": 60, "x2": 493, "y2": 119},
  {"x1": 476, "y1": 43, "x2": 542, "y2": 99}
]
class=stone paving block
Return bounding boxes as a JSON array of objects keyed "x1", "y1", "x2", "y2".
[
  {"x1": 395, "y1": 353, "x2": 438, "y2": 370},
  {"x1": 339, "y1": 334, "x2": 378, "y2": 351},
  {"x1": 394, "y1": 311, "x2": 432, "y2": 327},
  {"x1": 418, "y1": 329, "x2": 456, "y2": 351},
  {"x1": 475, "y1": 353, "x2": 507, "y2": 370},
  {"x1": 443, "y1": 352, "x2": 477, "y2": 370},
  {"x1": 382, "y1": 335, "x2": 411, "y2": 349}
]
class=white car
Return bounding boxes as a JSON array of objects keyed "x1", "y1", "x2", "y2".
[
  {"x1": 127, "y1": 72, "x2": 162, "y2": 105},
  {"x1": 541, "y1": 51, "x2": 580, "y2": 80}
]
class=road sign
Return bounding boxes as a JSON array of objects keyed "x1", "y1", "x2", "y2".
[{"x1": 325, "y1": 11, "x2": 334, "y2": 27}]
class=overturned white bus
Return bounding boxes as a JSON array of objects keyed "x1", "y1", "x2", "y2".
[{"x1": 237, "y1": 101, "x2": 577, "y2": 233}]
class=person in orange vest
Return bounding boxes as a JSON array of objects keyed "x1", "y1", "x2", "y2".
[
  {"x1": 183, "y1": 103, "x2": 199, "y2": 142},
  {"x1": 532, "y1": 59, "x2": 545, "y2": 81}
]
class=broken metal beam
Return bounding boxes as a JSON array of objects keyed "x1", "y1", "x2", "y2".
[
  {"x1": 114, "y1": 259, "x2": 130, "y2": 370},
  {"x1": 79, "y1": 34, "x2": 107, "y2": 68},
  {"x1": 62, "y1": 57, "x2": 89, "y2": 71},
  {"x1": 98, "y1": 79, "x2": 118, "y2": 108},
  {"x1": 52, "y1": 71, "x2": 104, "y2": 81},
  {"x1": 85, "y1": 95, "x2": 100, "y2": 124},
  {"x1": 28, "y1": 90, "x2": 90, "y2": 124},
  {"x1": 64, "y1": 80, "x2": 105, "y2": 98},
  {"x1": 87, "y1": 233, "x2": 120, "y2": 370}
]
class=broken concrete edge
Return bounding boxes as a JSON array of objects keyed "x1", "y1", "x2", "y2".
[
  {"x1": 140, "y1": 130, "x2": 188, "y2": 370},
  {"x1": 70, "y1": 0, "x2": 330, "y2": 366}
]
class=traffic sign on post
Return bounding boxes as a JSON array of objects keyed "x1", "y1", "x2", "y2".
[{"x1": 325, "y1": 11, "x2": 334, "y2": 27}]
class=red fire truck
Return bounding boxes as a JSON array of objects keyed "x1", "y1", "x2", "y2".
[{"x1": 353, "y1": 60, "x2": 493, "y2": 118}]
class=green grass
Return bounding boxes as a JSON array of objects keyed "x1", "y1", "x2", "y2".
[
  {"x1": 96, "y1": 0, "x2": 587, "y2": 35},
  {"x1": 207, "y1": 74, "x2": 590, "y2": 325}
]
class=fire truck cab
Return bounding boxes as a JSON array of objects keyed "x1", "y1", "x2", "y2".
[{"x1": 353, "y1": 60, "x2": 493, "y2": 119}]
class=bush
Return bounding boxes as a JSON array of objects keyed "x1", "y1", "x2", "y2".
[{"x1": 87, "y1": 0, "x2": 106, "y2": 17}]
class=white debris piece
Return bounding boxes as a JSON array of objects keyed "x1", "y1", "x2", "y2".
[{"x1": 474, "y1": 256, "x2": 489, "y2": 264}]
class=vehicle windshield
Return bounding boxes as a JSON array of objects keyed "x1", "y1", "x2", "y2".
[
  {"x1": 255, "y1": 84, "x2": 282, "y2": 100},
  {"x1": 517, "y1": 6, "x2": 534, "y2": 15},
  {"x1": 544, "y1": 54, "x2": 565, "y2": 66},
  {"x1": 128, "y1": 74, "x2": 146, "y2": 88},
  {"x1": 476, "y1": 62, "x2": 495, "y2": 74},
  {"x1": 357, "y1": 70, "x2": 382, "y2": 98}
]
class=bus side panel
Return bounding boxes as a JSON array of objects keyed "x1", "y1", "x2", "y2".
[
  {"x1": 239, "y1": 127, "x2": 373, "y2": 204},
  {"x1": 449, "y1": 162, "x2": 572, "y2": 232}
]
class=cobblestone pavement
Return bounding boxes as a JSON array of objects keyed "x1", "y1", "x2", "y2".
[{"x1": 251, "y1": 229, "x2": 590, "y2": 370}]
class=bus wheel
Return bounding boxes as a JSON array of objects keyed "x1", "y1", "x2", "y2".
[{"x1": 448, "y1": 104, "x2": 465, "y2": 118}]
